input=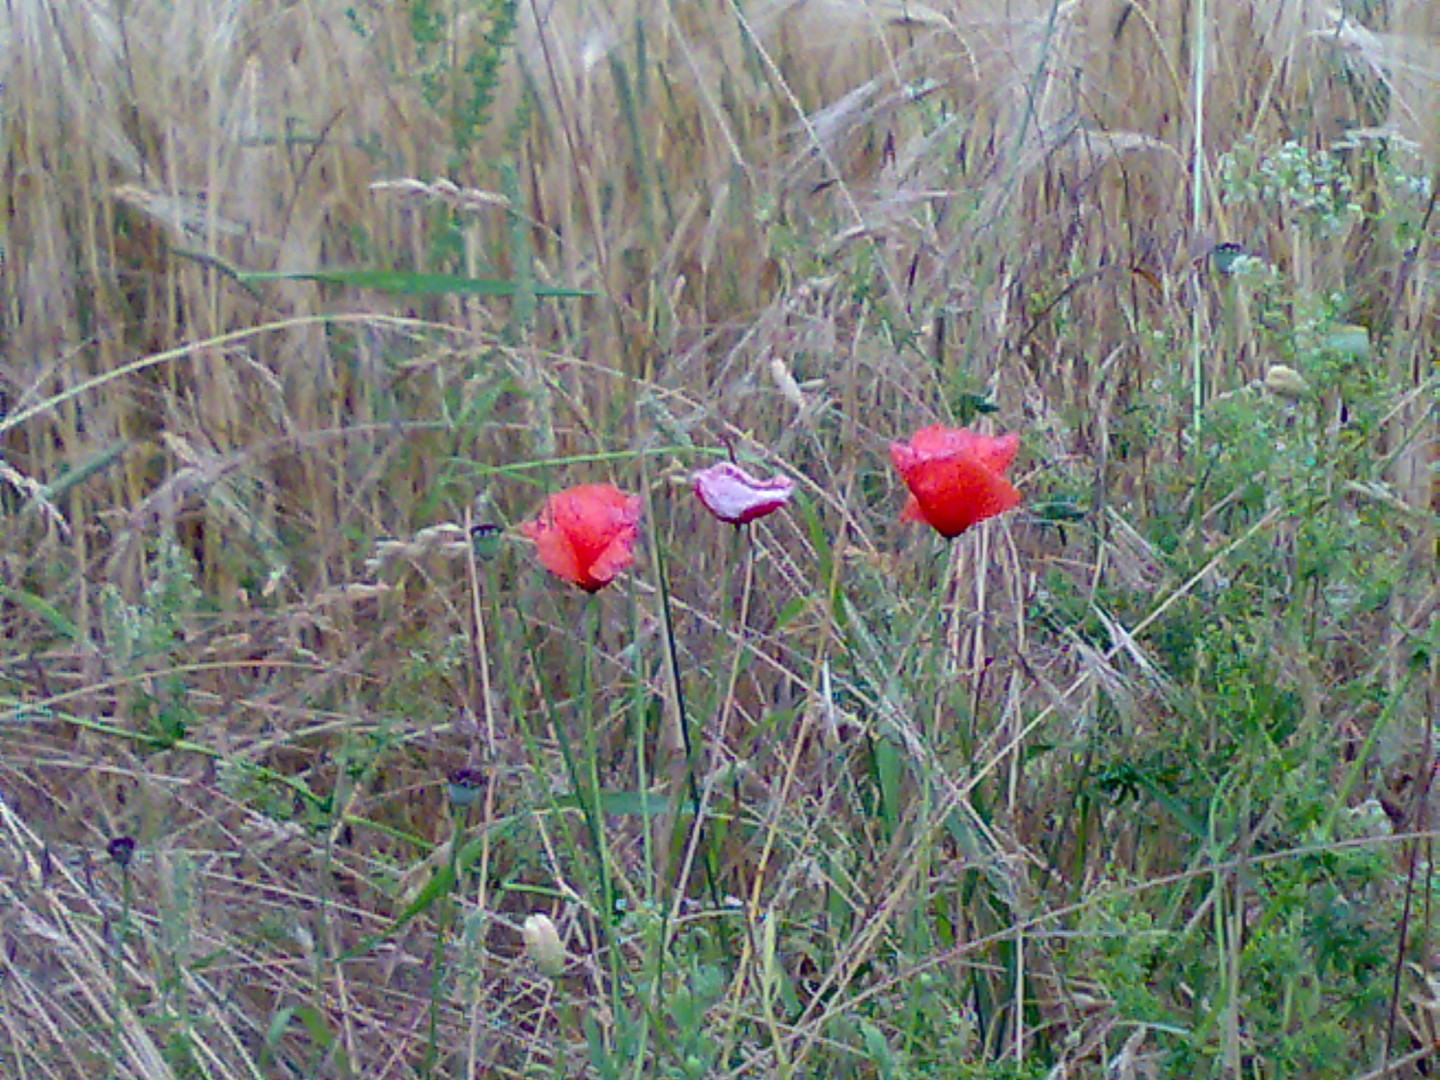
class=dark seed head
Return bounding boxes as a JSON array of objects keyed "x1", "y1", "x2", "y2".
[
  {"x1": 470, "y1": 523, "x2": 503, "y2": 561},
  {"x1": 446, "y1": 768, "x2": 486, "y2": 808},
  {"x1": 107, "y1": 836, "x2": 136, "y2": 869}
]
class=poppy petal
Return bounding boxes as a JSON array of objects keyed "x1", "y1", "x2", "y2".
[
  {"x1": 694, "y1": 462, "x2": 795, "y2": 525},
  {"x1": 524, "y1": 484, "x2": 642, "y2": 591},
  {"x1": 583, "y1": 531, "x2": 641, "y2": 591},
  {"x1": 890, "y1": 425, "x2": 1022, "y2": 539},
  {"x1": 904, "y1": 455, "x2": 1020, "y2": 538},
  {"x1": 521, "y1": 511, "x2": 586, "y2": 585}
]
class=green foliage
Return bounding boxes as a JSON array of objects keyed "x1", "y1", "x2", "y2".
[
  {"x1": 1219, "y1": 139, "x2": 1363, "y2": 237},
  {"x1": 403, "y1": 0, "x2": 519, "y2": 161},
  {"x1": 100, "y1": 539, "x2": 205, "y2": 748}
]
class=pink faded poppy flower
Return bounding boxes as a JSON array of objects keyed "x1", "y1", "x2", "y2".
[
  {"x1": 889, "y1": 425, "x2": 1022, "y2": 538},
  {"x1": 694, "y1": 462, "x2": 795, "y2": 525},
  {"x1": 521, "y1": 484, "x2": 642, "y2": 592}
]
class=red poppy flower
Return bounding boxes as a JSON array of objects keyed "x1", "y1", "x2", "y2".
[
  {"x1": 694, "y1": 462, "x2": 795, "y2": 525},
  {"x1": 521, "y1": 484, "x2": 642, "y2": 592},
  {"x1": 889, "y1": 425, "x2": 1022, "y2": 538}
]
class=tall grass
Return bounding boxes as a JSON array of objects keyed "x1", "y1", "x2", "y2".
[{"x1": 1, "y1": 0, "x2": 1436, "y2": 1077}]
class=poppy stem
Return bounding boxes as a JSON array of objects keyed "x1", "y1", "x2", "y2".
[
  {"x1": 580, "y1": 594, "x2": 626, "y2": 1020},
  {"x1": 944, "y1": 537, "x2": 967, "y2": 675},
  {"x1": 640, "y1": 476, "x2": 731, "y2": 957},
  {"x1": 716, "y1": 523, "x2": 757, "y2": 752},
  {"x1": 944, "y1": 532, "x2": 990, "y2": 753}
]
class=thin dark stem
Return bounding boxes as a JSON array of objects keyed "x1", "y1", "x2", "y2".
[
  {"x1": 1382, "y1": 709, "x2": 1435, "y2": 1064},
  {"x1": 647, "y1": 503, "x2": 721, "y2": 911},
  {"x1": 107, "y1": 861, "x2": 132, "y2": 1080}
]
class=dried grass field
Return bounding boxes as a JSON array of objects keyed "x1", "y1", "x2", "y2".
[{"x1": 1, "y1": 0, "x2": 1437, "y2": 1076}]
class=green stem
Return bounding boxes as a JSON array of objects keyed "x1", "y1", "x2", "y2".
[
  {"x1": 717, "y1": 524, "x2": 757, "y2": 747},
  {"x1": 422, "y1": 801, "x2": 467, "y2": 1079},
  {"x1": 578, "y1": 595, "x2": 624, "y2": 1027},
  {"x1": 108, "y1": 860, "x2": 132, "y2": 1080}
]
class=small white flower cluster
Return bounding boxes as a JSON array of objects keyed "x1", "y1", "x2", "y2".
[
  {"x1": 1226, "y1": 253, "x2": 1281, "y2": 290},
  {"x1": 1219, "y1": 139, "x2": 1361, "y2": 237}
]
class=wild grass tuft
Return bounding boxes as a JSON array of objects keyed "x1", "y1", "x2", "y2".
[{"x1": 1, "y1": 0, "x2": 1436, "y2": 1077}]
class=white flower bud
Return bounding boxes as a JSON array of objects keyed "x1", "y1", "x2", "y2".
[
  {"x1": 521, "y1": 913, "x2": 566, "y2": 977},
  {"x1": 1264, "y1": 365, "x2": 1311, "y2": 401}
]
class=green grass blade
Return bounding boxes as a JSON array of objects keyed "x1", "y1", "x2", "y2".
[{"x1": 235, "y1": 268, "x2": 593, "y2": 298}]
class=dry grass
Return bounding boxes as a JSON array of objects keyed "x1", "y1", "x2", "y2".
[{"x1": 1, "y1": 0, "x2": 1437, "y2": 1076}]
